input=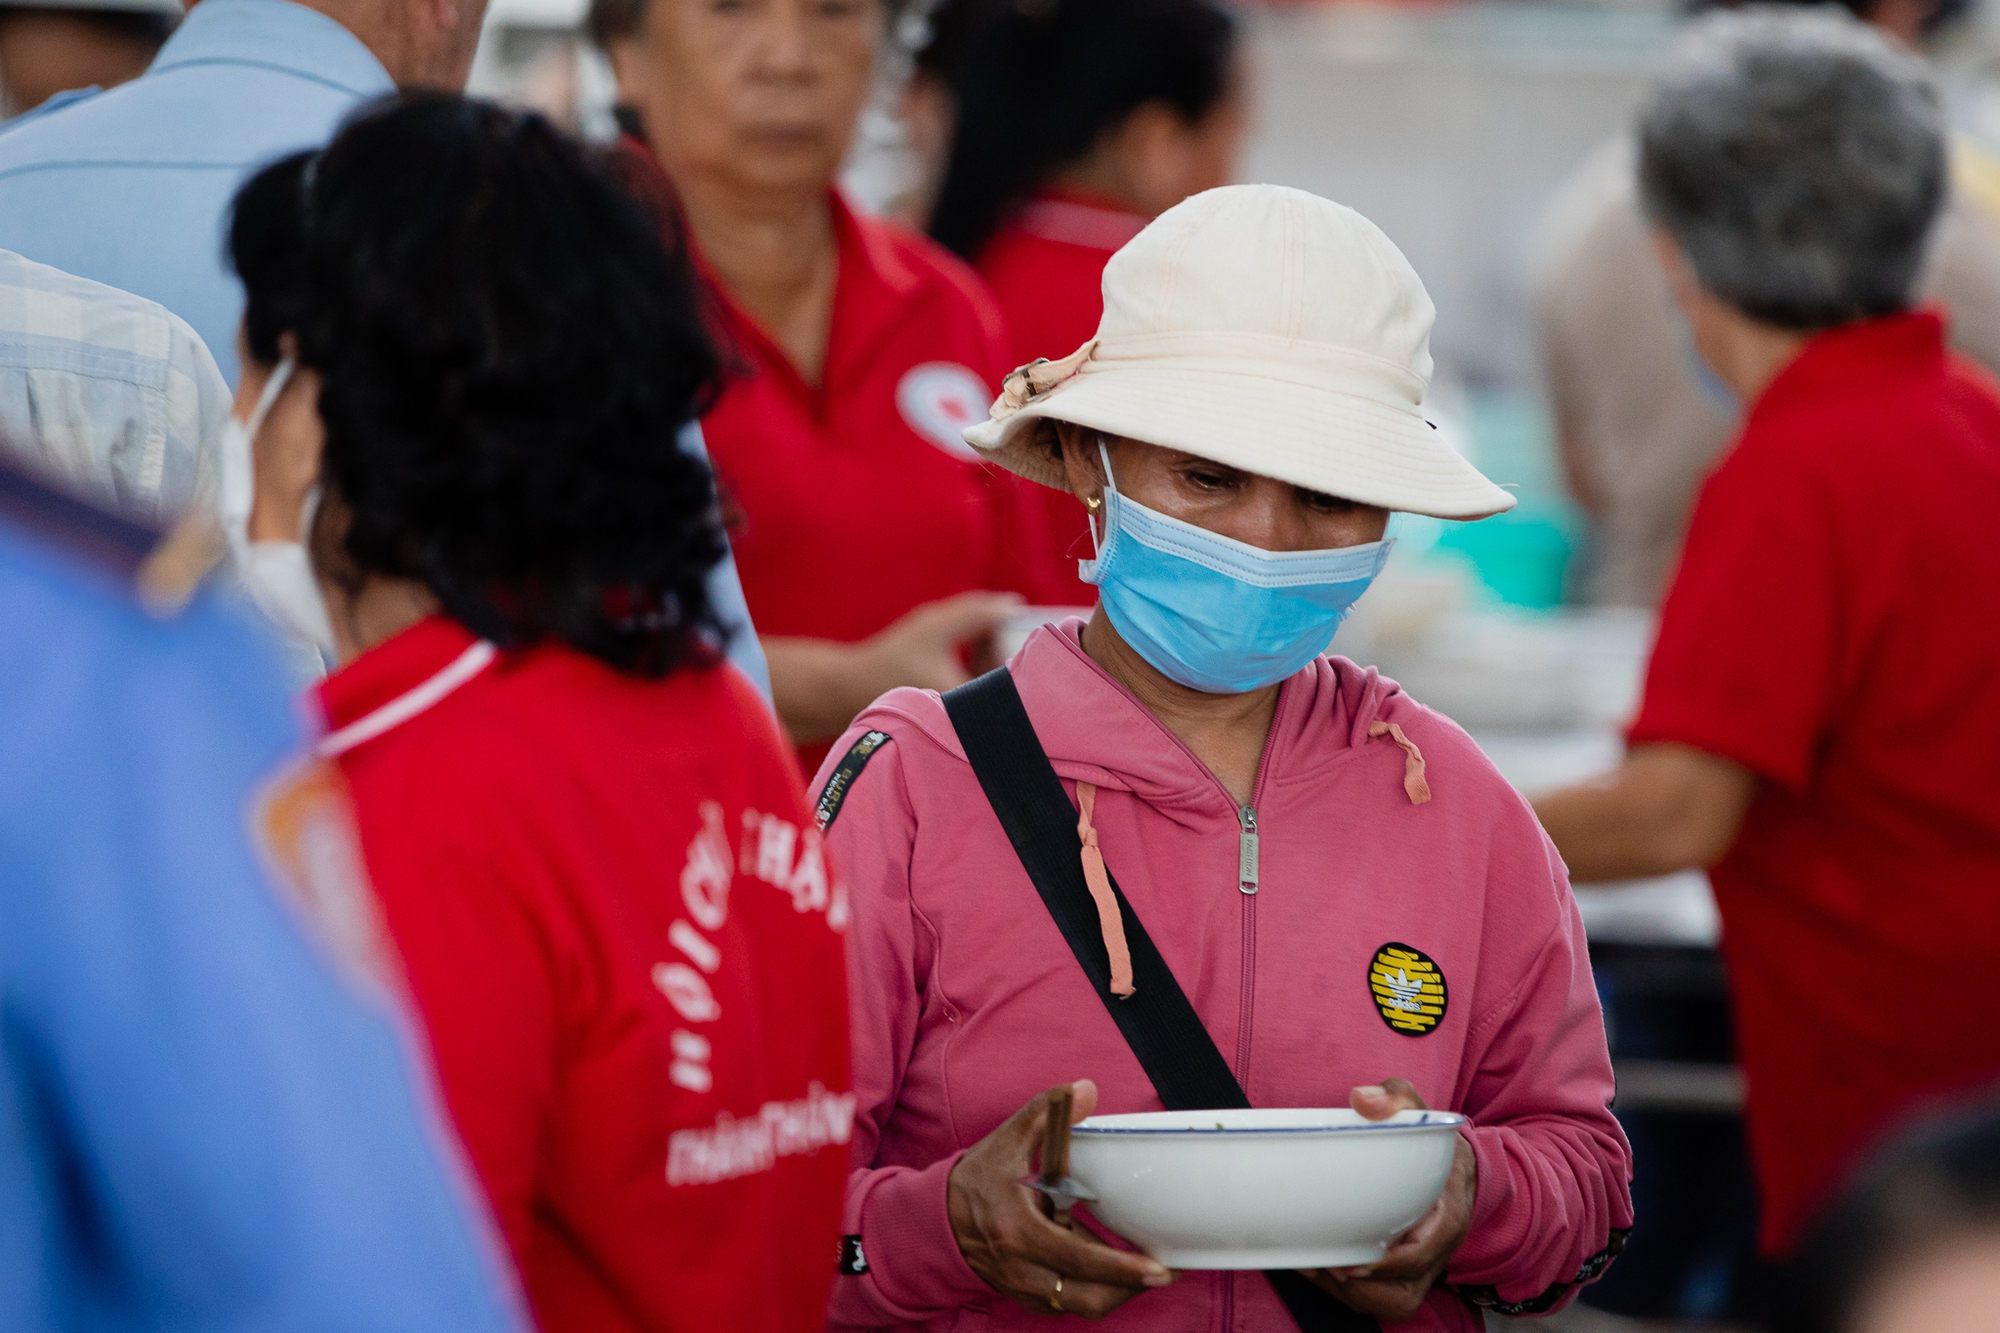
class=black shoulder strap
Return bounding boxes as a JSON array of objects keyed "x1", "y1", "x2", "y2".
[
  {"x1": 942, "y1": 669, "x2": 1244, "y2": 1110},
  {"x1": 941, "y1": 668, "x2": 1378, "y2": 1333}
]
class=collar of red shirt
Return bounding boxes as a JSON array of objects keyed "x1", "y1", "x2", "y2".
[
  {"x1": 1753, "y1": 310, "x2": 1948, "y2": 425},
  {"x1": 613, "y1": 135, "x2": 921, "y2": 409},
  {"x1": 316, "y1": 614, "x2": 493, "y2": 753},
  {"x1": 1009, "y1": 186, "x2": 1149, "y2": 252}
]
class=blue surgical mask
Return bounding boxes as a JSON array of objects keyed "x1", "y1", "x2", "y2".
[{"x1": 1080, "y1": 444, "x2": 1392, "y2": 694}]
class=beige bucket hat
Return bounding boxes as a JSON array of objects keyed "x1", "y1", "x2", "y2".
[{"x1": 964, "y1": 184, "x2": 1514, "y2": 520}]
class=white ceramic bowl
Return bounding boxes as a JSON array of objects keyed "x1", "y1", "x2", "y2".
[{"x1": 1067, "y1": 1108, "x2": 1463, "y2": 1270}]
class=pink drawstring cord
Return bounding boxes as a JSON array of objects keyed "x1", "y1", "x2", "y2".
[
  {"x1": 1074, "y1": 783, "x2": 1136, "y2": 997},
  {"x1": 1368, "y1": 721, "x2": 1432, "y2": 805}
]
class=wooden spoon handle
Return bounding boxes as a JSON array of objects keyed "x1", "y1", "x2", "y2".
[{"x1": 1041, "y1": 1084, "x2": 1074, "y2": 1186}]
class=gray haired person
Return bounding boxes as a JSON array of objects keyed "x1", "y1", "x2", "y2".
[
  {"x1": 1531, "y1": 1, "x2": 2000, "y2": 606},
  {"x1": 1638, "y1": 6, "x2": 1944, "y2": 336},
  {"x1": 1537, "y1": 6, "x2": 2000, "y2": 1258}
]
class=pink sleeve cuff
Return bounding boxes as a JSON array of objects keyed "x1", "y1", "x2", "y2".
[
  {"x1": 851, "y1": 1150, "x2": 993, "y2": 1317},
  {"x1": 1446, "y1": 1123, "x2": 1630, "y2": 1313},
  {"x1": 1447, "y1": 1126, "x2": 1531, "y2": 1281}
]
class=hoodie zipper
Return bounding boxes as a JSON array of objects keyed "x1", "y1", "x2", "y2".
[
  {"x1": 1058, "y1": 645, "x2": 1287, "y2": 1088},
  {"x1": 1223, "y1": 799, "x2": 1263, "y2": 1333},
  {"x1": 1219, "y1": 786, "x2": 1275, "y2": 1333},
  {"x1": 1232, "y1": 716, "x2": 1279, "y2": 1087},
  {"x1": 1048, "y1": 641, "x2": 1292, "y2": 1333},
  {"x1": 1234, "y1": 804, "x2": 1259, "y2": 1084},
  {"x1": 1082, "y1": 686, "x2": 1283, "y2": 1333},
  {"x1": 1237, "y1": 806, "x2": 1260, "y2": 893}
]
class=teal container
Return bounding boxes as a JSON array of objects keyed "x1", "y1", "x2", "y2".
[
  {"x1": 1424, "y1": 393, "x2": 1584, "y2": 609},
  {"x1": 1433, "y1": 500, "x2": 1578, "y2": 609}
]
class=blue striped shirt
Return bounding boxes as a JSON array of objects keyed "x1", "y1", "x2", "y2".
[{"x1": 0, "y1": 248, "x2": 231, "y2": 520}]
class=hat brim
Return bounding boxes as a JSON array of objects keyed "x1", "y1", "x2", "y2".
[{"x1": 965, "y1": 364, "x2": 1515, "y2": 521}]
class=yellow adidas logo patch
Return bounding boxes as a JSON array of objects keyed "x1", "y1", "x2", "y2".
[{"x1": 1369, "y1": 942, "x2": 1448, "y2": 1036}]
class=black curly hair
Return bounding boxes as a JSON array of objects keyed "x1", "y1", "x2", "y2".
[{"x1": 228, "y1": 92, "x2": 728, "y2": 676}]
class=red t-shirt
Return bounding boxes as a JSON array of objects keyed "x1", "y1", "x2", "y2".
[
  {"x1": 611, "y1": 138, "x2": 1060, "y2": 770},
  {"x1": 976, "y1": 189, "x2": 1148, "y2": 606},
  {"x1": 1628, "y1": 312, "x2": 2000, "y2": 1252},
  {"x1": 694, "y1": 193, "x2": 1026, "y2": 636},
  {"x1": 318, "y1": 616, "x2": 852, "y2": 1332}
]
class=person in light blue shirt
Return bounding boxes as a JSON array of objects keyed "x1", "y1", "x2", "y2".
[
  {"x1": 0, "y1": 0, "x2": 413, "y2": 388},
  {"x1": 0, "y1": 0, "x2": 772, "y2": 695},
  {"x1": 0, "y1": 246, "x2": 231, "y2": 521},
  {"x1": 0, "y1": 456, "x2": 531, "y2": 1333}
]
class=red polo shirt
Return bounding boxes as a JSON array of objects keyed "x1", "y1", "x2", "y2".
[
  {"x1": 976, "y1": 189, "x2": 1149, "y2": 605},
  {"x1": 1628, "y1": 312, "x2": 2000, "y2": 1252},
  {"x1": 694, "y1": 195, "x2": 1027, "y2": 635},
  {"x1": 317, "y1": 616, "x2": 852, "y2": 1333},
  {"x1": 614, "y1": 143, "x2": 1064, "y2": 767}
]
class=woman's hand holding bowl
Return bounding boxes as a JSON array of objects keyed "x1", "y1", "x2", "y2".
[
  {"x1": 1303, "y1": 1078, "x2": 1478, "y2": 1321},
  {"x1": 947, "y1": 1079, "x2": 1175, "y2": 1318}
]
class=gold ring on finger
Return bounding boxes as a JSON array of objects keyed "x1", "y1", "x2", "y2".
[{"x1": 1050, "y1": 1275, "x2": 1064, "y2": 1314}]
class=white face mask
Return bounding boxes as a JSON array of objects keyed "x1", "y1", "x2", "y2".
[{"x1": 217, "y1": 355, "x2": 337, "y2": 654}]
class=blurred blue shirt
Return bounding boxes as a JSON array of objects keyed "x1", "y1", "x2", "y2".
[
  {"x1": 0, "y1": 472, "x2": 530, "y2": 1332},
  {"x1": 680, "y1": 421, "x2": 772, "y2": 698}
]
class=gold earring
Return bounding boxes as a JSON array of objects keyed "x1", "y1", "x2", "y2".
[{"x1": 1085, "y1": 494, "x2": 1102, "y2": 512}]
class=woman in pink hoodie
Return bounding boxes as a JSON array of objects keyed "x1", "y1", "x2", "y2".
[{"x1": 812, "y1": 184, "x2": 1633, "y2": 1332}]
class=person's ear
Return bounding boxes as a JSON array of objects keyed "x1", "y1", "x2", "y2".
[
  {"x1": 1113, "y1": 101, "x2": 1202, "y2": 219},
  {"x1": 1648, "y1": 227, "x2": 1706, "y2": 324},
  {"x1": 245, "y1": 358, "x2": 327, "y2": 544},
  {"x1": 605, "y1": 32, "x2": 651, "y2": 103},
  {"x1": 1649, "y1": 226, "x2": 1749, "y2": 390},
  {"x1": 1055, "y1": 422, "x2": 1109, "y2": 512},
  {"x1": 413, "y1": 0, "x2": 490, "y2": 88}
]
